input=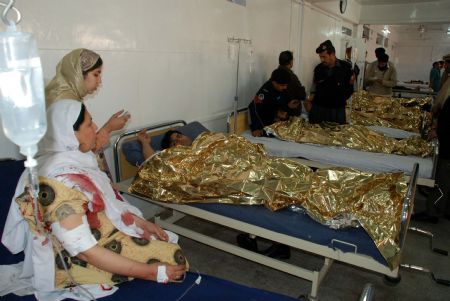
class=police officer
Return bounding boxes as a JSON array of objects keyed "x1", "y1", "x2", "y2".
[
  {"x1": 248, "y1": 68, "x2": 290, "y2": 136},
  {"x1": 278, "y1": 50, "x2": 307, "y2": 116},
  {"x1": 307, "y1": 40, "x2": 354, "y2": 124}
]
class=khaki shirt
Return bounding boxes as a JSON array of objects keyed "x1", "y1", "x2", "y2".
[{"x1": 364, "y1": 61, "x2": 397, "y2": 97}]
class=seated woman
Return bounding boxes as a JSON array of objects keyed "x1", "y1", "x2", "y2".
[{"x1": 2, "y1": 100, "x2": 187, "y2": 300}]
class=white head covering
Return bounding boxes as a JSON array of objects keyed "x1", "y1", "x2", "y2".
[
  {"x1": 2, "y1": 99, "x2": 136, "y2": 298},
  {"x1": 37, "y1": 100, "x2": 143, "y2": 236}
]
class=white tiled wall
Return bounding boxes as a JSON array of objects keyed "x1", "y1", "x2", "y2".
[
  {"x1": 0, "y1": 0, "x2": 360, "y2": 163},
  {"x1": 3, "y1": 0, "x2": 445, "y2": 166}
]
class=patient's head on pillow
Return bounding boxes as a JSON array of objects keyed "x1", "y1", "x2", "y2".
[{"x1": 161, "y1": 130, "x2": 193, "y2": 149}]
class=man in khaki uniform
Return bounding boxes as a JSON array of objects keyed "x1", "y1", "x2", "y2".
[{"x1": 364, "y1": 53, "x2": 397, "y2": 97}]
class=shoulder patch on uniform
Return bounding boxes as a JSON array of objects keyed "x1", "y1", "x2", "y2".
[{"x1": 253, "y1": 94, "x2": 264, "y2": 104}]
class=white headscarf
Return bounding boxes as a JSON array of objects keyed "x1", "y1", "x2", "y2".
[
  {"x1": 2, "y1": 100, "x2": 142, "y2": 300},
  {"x1": 37, "y1": 100, "x2": 143, "y2": 235}
]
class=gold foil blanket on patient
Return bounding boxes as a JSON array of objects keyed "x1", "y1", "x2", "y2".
[
  {"x1": 265, "y1": 117, "x2": 432, "y2": 157},
  {"x1": 130, "y1": 132, "x2": 408, "y2": 269},
  {"x1": 350, "y1": 90, "x2": 431, "y2": 132}
]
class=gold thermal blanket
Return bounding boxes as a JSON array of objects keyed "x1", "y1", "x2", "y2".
[
  {"x1": 351, "y1": 90, "x2": 431, "y2": 132},
  {"x1": 265, "y1": 117, "x2": 432, "y2": 157},
  {"x1": 130, "y1": 132, "x2": 408, "y2": 269}
]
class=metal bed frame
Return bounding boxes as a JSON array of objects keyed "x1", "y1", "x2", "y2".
[
  {"x1": 113, "y1": 120, "x2": 186, "y2": 183},
  {"x1": 228, "y1": 109, "x2": 438, "y2": 187},
  {"x1": 116, "y1": 164, "x2": 418, "y2": 300},
  {"x1": 112, "y1": 120, "x2": 419, "y2": 300}
]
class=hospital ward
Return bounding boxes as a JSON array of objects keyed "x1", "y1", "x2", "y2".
[{"x1": 1, "y1": 1, "x2": 450, "y2": 300}]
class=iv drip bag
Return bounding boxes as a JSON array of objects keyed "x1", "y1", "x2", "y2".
[{"x1": 0, "y1": 32, "x2": 47, "y2": 159}]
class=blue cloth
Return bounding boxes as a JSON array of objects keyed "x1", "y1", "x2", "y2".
[{"x1": 191, "y1": 203, "x2": 387, "y2": 265}]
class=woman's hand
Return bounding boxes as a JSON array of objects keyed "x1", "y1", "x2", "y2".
[
  {"x1": 150, "y1": 263, "x2": 187, "y2": 282},
  {"x1": 134, "y1": 216, "x2": 168, "y2": 241},
  {"x1": 93, "y1": 110, "x2": 131, "y2": 152},
  {"x1": 94, "y1": 127, "x2": 110, "y2": 152},
  {"x1": 105, "y1": 110, "x2": 131, "y2": 132}
]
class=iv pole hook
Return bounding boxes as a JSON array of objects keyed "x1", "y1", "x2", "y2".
[{"x1": 1, "y1": 0, "x2": 22, "y2": 26}]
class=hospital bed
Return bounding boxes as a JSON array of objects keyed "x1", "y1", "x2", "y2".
[
  {"x1": 0, "y1": 159, "x2": 300, "y2": 301},
  {"x1": 113, "y1": 120, "x2": 419, "y2": 300},
  {"x1": 228, "y1": 109, "x2": 437, "y2": 187}
]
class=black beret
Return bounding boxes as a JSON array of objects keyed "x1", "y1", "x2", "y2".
[{"x1": 316, "y1": 40, "x2": 335, "y2": 54}]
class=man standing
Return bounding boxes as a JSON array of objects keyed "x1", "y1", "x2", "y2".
[
  {"x1": 364, "y1": 53, "x2": 397, "y2": 96},
  {"x1": 307, "y1": 40, "x2": 354, "y2": 124},
  {"x1": 440, "y1": 55, "x2": 450, "y2": 91},
  {"x1": 248, "y1": 68, "x2": 290, "y2": 136},
  {"x1": 278, "y1": 50, "x2": 306, "y2": 116},
  {"x1": 413, "y1": 53, "x2": 450, "y2": 223},
  {"x1": 429, "y1": 61, "x2": 441, "y2": 92}
]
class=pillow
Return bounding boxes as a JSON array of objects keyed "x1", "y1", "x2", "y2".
[{"x1": 122, "y1": 121, "x2": 209, "y2": 166}]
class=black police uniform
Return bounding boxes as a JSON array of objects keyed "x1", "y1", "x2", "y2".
[
  {"x1": 248, "y1": 80, "x2": 287, "y2": 132},
  {"x1": 309, "y1": 59, "x2": 353, "y2": 124},
  {"x1": 278, "y1": 66, "x2": 306, "y2": 117}
]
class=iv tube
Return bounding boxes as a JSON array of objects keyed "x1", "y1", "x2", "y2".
[{"x1": 0, "y1": 26, "x2": 47, "y2": 231}]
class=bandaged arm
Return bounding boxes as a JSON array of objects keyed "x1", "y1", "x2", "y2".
[{"x1": 56, "y1": 213, "x2": 184, "y2": 282}]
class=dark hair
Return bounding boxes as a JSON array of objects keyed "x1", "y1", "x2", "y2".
[
  {"x1": 82, "y1": 57, "x2": 103, "y2": 77},
  {"x1": 375, "y1": 47, "x2": 385, "y2": 58},
  {"x1": 315, "y1": 40, "x2": 335, "y2": 54},
  {"x1": 161, "y1": 130, "x2": 182, "y2": 150},
  {"x1": 433, "y1": 61, "x2": 439, "y2": 67},
  {"x1": 279, "y1": 50, "x2": 293, "y2": 66},
  {"x1": 378, "y1": 53, "x2": 389, "y2": 63},
  {"x1": 73, "y1": 103, "x2": 87, "y2": 131},
  {"x1": 270, "y1": 68, "x2": 291, "y2": 84}
]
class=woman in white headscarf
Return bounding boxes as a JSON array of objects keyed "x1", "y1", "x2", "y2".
[{"x1": 2, "y1": 100, "x2": 187, "y2": 300}]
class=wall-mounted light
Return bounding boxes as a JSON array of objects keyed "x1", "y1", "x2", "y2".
[
  {"x1": 381, "y1": 25, "x2": 390, "y2": 37},
  {"x1": 447, "y1": 27, "x2": 450, "y2": 35}
]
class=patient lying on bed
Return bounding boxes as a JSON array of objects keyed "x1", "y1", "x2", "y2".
[
  {"x1": 265, "y1": 116, "x2": 432, "y2": 157},
  {"x1": 129, "y1": 131, "x2": 408, "y2": 269},
  {"x1": 351, "y1": 90, "x2": 431, "y2": 133},
  {"x1": 137, "y1": 129, "x2": 194, "y2": 160}
]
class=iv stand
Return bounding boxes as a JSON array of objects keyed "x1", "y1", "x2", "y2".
[{"x1": 228, "y1": 37, "x2": 251, "y2": 133}]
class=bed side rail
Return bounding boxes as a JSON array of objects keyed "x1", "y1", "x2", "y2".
[
  {"x1": 398, "y1": 163, "x2": 419, "y2": 251},
  {"x1": 431, "y1": 139, "x2": 439, "y2": 180},
  {"x1": 113, "y1": 120, "x2": 186, "y2": 182}
]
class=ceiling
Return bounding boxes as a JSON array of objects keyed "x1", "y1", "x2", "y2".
[{"x1": 356, "y1": 0, "x2": 450, "y2": 35}]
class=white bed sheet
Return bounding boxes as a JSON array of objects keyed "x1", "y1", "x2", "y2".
[
  {"x1": 241, "y1": 131, "x2": 432, "y2": 179},
  {"x1": 366, "y1": 125, "x2": 419, "y2": 139}
]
